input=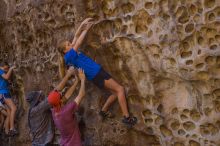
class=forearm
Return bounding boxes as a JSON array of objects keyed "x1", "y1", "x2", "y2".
[
  {"x1": 64, "y1": 80, "x2": 79, "y2": 100},
  {"x1": 58, "y1": 55, "x2": 66, "y2": 78},
  {"x1": 73, "y1": 30, "x2": 89, "y2": 51},
  {"x1": 74, "y1": 80, "x2": 85, "y2": 105},
  {"x1": 4, "y1": 69, "x2": 13, "y2": 80},
  {"x1": 78, "y1": 80, "x2": 85, "y2": 97},
  {"x1": 55, "y1": 74, "x2": 71, "y2": 91},
  {"x1": 72, "y1": 25, "x2": 84, "y2": 45},
  {"x1": 75, "y1": 24, "x2": 84, "y2": 38}
]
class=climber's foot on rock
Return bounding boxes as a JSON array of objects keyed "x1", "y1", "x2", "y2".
[
  {"x1": 9, "y1": 129, "x2": 18, "y2": 137},
  {"x1": 99, "y1": 110, "x2": 114, "y2": 120},
  {"x1": 122, "y1": 116, "x2": 137, "y2": 128}
]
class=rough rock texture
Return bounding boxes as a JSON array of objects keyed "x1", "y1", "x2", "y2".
[{"x1": 0, "y1": 0, "x2": 220, "y2": 146}]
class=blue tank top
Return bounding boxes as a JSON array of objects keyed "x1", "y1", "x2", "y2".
[
  {"x1": 0, "y1": 69, "x2": 9, "y2": 94},
  {"x1": 64, "y1": 49, "x2": 101, "y2": 80}
]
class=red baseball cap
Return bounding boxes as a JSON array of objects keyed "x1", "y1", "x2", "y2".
[{"x1": 48, "y1": 90, "x2": 61, "y2": 107}]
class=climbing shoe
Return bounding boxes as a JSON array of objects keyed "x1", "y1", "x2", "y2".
[
  {"x1": 122, "y1": 116, "x2": 137, "y2": 127},
  {"x1": 9, "y1": 129, "x2": 18, "y2": 136},
  {"x1": 99, "y1": 110, "x2": 114, "y2": 120}
]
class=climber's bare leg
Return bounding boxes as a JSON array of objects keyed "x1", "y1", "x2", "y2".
[
  {"x1": 2, "y1": 107, "x2": 10, "y2": 134},
  {"x1": 4, "y1": 98, "x2": 16, "y2": 130},
  {"x1": 101, "y1": 93, "x2": 117, "y2": 112},
  {"x1": 104, "y1": 78, "x2": 129, "y2": 117}
]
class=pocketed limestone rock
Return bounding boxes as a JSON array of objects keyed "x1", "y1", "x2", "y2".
[{"x1": 0, "y1": 0, "x2": 220, "y2": 145}]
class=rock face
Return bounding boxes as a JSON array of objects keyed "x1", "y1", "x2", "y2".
[{"x1": 0, "y1": 0, "x2": 220, "y2": 146}]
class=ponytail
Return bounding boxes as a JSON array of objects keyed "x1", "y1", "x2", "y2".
[
  {"x1": 57, "y1": 40, "x2": 67, "y2": 78},
  {"x1": 58, "y1": 53, "x2": 66, "y2": 79}
]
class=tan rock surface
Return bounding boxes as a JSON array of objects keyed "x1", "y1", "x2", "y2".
[{"x1": 0, "y1": 0, "x2": 220, "y2": 145}]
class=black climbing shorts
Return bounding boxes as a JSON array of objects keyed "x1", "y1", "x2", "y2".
[
  {"x1": 0, "y1": 93, "x2": 11, "y2": 104},
  {"x1": 92, "y1": 68, "x2": 112, "y2": 89}
]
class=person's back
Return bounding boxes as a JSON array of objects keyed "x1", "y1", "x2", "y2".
[
  {"x1": 27, "y1": 91, "x2": 54, "y2": 146},
  {"x1": 52, "y1": 101, "x2": 81, "y2": 146},
  {"x1": 48, "y1": 67, "x2": 85, "y2": 146}
]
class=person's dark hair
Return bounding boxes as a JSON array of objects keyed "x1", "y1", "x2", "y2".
[{"x1": 0, "y1": 61, "x2": 9, "y2": 67}]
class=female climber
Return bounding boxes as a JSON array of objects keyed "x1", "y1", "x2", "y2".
[
  {"x1": 58, "y1": 18, "x2": 137, "y2": 127},
  {"x1": 48, "y1": 67, "x2": 85, "y2": 146},
  {"x1": 0, "y1": 62, "x2": 17, "y2": 136}
]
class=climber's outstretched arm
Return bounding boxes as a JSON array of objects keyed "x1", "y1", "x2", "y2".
[
  {"x1": 72, "y1": 20, "x2": 94, "y2": 52},
  {"x1": 71, "y1": 18, "x2": 94, "y2": 47},
  {"x1": 1, "y1": 66, "x2": 15, "y2": 80}
]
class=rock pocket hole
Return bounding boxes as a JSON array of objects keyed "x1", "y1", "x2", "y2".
[
  {"x1": 215, "y1": 35, "x2": 220, "y2": 43},
  {"x1": 197, "y1": 36, "x2": 205, "y2": 46},
  {"x1": 186, "y1": 60, "x2": 193, "y2": 65},
  {"x1": 181, "y1": 51, "x2": 192, "y2": 59},
  {"x1": 142, "y1": 109, "x2": 152, "y2": 117},
  {"x1": 183, "y1": 121, "x2": 196, "y2": 131},
  {"x1": 174, "y1": 142, "x2": 185, "y2": 146},
  {"x1": 145, "y1": 2, "x2": 153, "y2": 9},
  {"x1": 190, "y1": 110, "x2": 201, "y2": 121},
  {"x1": 197, "y1": 71, "x2": 209, "y2": 80},
  {"x1": 208, "y1": 13, "x2": 215, "y2": 21},
  {"x1": 144, "y1": 118, "x2": 153, "y2": 124},
  {"x1": 195, "y1": 63, "x2": 204, "y2": 69},
  {"x1": 205, "y1": 56, "x2": 216, "y2": 65},
  {"x1": 171, "y1": 120, "x2": 180, "y2": 130},
  {"x1": 185, "y1": 23, "x2": 194, "y2": 33},
  {"x1": 204, "y1": 0, "x2": 215, "y2": 8},
  {"x1": 178, "y1": 129, "x2": 186, "y2": 136},
  {"x1": 210, "y1": 44, "x2": 217, "y2": 50},
  {"x1": 189, "y1": 140, "x2": 200, "y2": 146},
  {"x1": 180, "y1": 114, "x2": 188, "y2": 120},
  {"x1": 160, "y1": 125, "x2": 172, "y2": 137}
]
